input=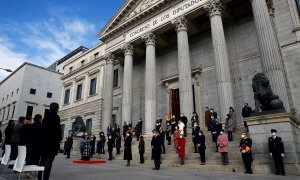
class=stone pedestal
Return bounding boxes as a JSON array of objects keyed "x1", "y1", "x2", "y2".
[
  {"x1": 245, "y1": 113, "x2": 300, "y2": 175},
  {"x1": 71, "y1": 137, "x2": 82, "y2": 159}
]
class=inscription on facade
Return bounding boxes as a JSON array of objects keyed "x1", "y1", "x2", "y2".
[{"x1": 126, "y1": 0, "x2": 208, "y2": 41}]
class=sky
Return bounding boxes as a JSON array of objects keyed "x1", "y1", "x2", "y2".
[{"x1": 0, "y1": 0, "x2": 125, "y2": 81}]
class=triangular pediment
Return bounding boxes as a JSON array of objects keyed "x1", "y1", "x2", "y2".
[{"x1": 98, "y1": 0, "x2": 164, "y2": 40}]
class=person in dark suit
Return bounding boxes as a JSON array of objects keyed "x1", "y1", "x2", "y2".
[
  {"x1": 197, "y1": 130, "x2": 206, "y2": 165},
  {"x1": 269, "y1": 129, "x2": 285, "y2": 176},
  {"x1": 2, "y1": 120, "x2": 15, "y2": 156},
  {"x1": 64, "y1": 135, "x2": 73, "y2": 159},
  {"x1": 115, "y1": 132, "x2": 121, "y2": 154},
  {"x1": 107, "y1": 135, "x2": 114, "y2": 160},
  {"x1": 240, "y1": 133, "x2": 253, "y2": 174},
  {"x1": 10, "y1": 116, "x2": 25, "y2": 160},
  {"x1": 138, "y1": 136, "x2": 145, "y2": 164},
  {"x1": 159, "y1": 127, "x2": 166, "y2": 154},
  {"x1": 38, "y1": 102, "x2": 62, "y2": 180},
  {"x1": 192, "y1": 123, "x2": 200, "y2": 153},
  {"x1": 123, "y1": 132, "x2": 132, "y2": 166},
  {"x1": 151, "y1": 129, "x2": 162, "y2": 170}
]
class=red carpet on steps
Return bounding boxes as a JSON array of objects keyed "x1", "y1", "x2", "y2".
[{"x1": 73, "y1": 160, "x2": 106, "y2": 164}]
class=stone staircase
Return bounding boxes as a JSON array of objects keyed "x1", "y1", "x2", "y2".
[{"x1": 111, "y1": 127, "x2": 248, "y2": 173}]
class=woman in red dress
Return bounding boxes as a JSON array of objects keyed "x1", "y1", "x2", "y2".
[
  {"x1": 177, "y1": 134, "x2": 186, "y2": 165},
  {"x1": 173, "y1": 126, "x2": 181, "y2": 150}
]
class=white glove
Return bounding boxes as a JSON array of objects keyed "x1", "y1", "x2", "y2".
[
  {"x1": 281, "y1": 153, "x2": 284, "y2": 157},
  {"x1": 241, "y1": 150, "x2": 246, "y2": 153},
  {"x1": 269, "y1": 153, "x2": 272, "y2": 157}
]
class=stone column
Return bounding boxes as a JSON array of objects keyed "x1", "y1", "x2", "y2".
[
  {"x1": 121, "y1": 43, "x2": 134, "y2": 127},
  {"x1": 250, "y1": 0, "x2": 290, "y2": 111},
  {"x1": 171, "y1": 16, "x2": 194, "y2": 120},
  {"x1": 205, "y1": 0, "x2": 234, "y2": 122},
  {"x1": 142, "y1": 32, "x2": 156, "y2": 132},
  {"x1": 102, "y1": 52, "x2": 115, "y2": 131}
]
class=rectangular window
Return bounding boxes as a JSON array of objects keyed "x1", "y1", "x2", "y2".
[
  {"x1": 113, "y1": 69, "x2": 118, "y2": 88},
  {"x1": 86, "y1": 119, "x2": 92, "y2": 131},
  {"x1": 11, "y1": 92, "x2": 13, "y2": 97},
  {"x1": 94, "y1": 52, "x2": 99, "y2": 60},
  {"x1": 64, "y1": 89, "x2": 70, "y2": 105},
  {"x1": 69, "y1": 67, "x2": 73, "y2": 73},
  {"x1": 81, "y1": 60, "x2": 85, "y2": 67},
  {"x1": 11, "y1": 105, "x2": 15, "y2": 118},
  {"x1": 44, "y1": 108, "x2": 50, "y2": 117},
  {"x1": 61, "y1": 124, "x2": 65, "y2": 140},
  {"x1": 76, "y1": 84, "x2": 83, "y2": 100},
  {"x1": 89, "y1": 78, "x2": 97, "y2": 95},
  {"x1": 26, "y1": 106, "x2": 33, "y2": 117},
  {"x1": 111, "y1": 114, "x2": 116, "y2": 126},
  {"x1": 47, "y1": 92, "x2": 52, "y2": 98},
  {"x1": 6, "y1": 107, "x2": 10, "y2": 119},
  {"x1": 16, "y1": 88, "x2": 19, "y2": 94},
  {"x1": 6, "y1": 95, "x2": 9, "y2": 99},
  {"x1": 30, "y1": 88, "x2": 36, "y2": 95}
]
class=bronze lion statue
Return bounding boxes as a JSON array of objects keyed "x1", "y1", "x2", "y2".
[
  {"x1": 69, "y1": 116, "x2": 87, "y2": 137},
  {"x1": 252, "y1": 73, "x2": 284, "y2": 112}
]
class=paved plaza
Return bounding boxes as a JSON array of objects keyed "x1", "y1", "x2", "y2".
[{"x1": 47, "y1": 155, "x2": 299, "y2": 180}]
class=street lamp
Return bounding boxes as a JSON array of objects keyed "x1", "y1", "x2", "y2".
[{"x1": 0, "y1": 68, "x2": 12, "y2": 72}]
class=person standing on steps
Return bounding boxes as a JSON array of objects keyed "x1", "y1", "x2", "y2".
[
  {"x1": 180, "y1": 113, "x2": 188, "y2": 137},
  {"x1": 166, "y1": 120, "x2": 172, "y2": 145},
  {"x1": 151, "y1": 129, "x2": 162, "y2": 170},
  {"x1": 191, "y1": 112, "x2": 199, "y2": 128},
  {"x1": 204, "y1": 107, "x2": 211, "y2": 131},
  {"x1": 159, "y1": 127, "x2": 166, "y2": 154},
  {"x1": 242, "y1": 103, "x2": 252, "y2": 132},
  {"x1": 211, "y1": 114, "x2": 220, "y2": 152},
  {"x1": 138, "y1": 136, "x2": 145, "y2": 164},
  {"x1": 197, "y1": 130, "x2": 206, "y2": 165},
  {"x1": 115, "y1": 132, "x2": 121, "y2": 155},
  {"x1": 269, "y1": 129, "x2": 285, "y2": 176},
  {"x1": 192, "y1": 122, "x2": 200, "y2": 153},
  {"x1": 229, "y1": 107, "x2": 237, "y2": 133},
  {"x1": 107, "y1": 135, "x2": 114, "y2": 161},
  {"x1": 177, "y1": 134, "x2": 186, "y2": 165},
  {"x1": 123, "y1": 132, "x2": 132, "y2": 166},
  {"x1": 240, "y1": 132, "x2": 253, "y2": 174},
  {"x1": 225, "y1": 114, "x2": 234, "y2": 141},
  {"x1": 155, "y1": 116, "x2": 162, "y2": 132},
  {"x1": 173, "y1": 126, "x2": 181, "y2": 151},
  {"x1": 123, "y1": 122, "x2": 129, "y2": 141},
  {"x1": 217, "y1": 129, "x2": 229, "y2": 165}
]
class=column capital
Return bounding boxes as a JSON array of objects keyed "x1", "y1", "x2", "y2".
[
  {"x1": 142, "y1": 32, "x2": 156, "y2": 46},
  {"x1": 121, "y1": 42, "x2": 134, "y2": 56},
  {"x1": 204, "y1": 0, "x2": 223, "y2": 17},
  {"x1": 171, "y1": 15, "x2": 188, "y2": 32},
  {"x1": 266, "y1": 0, "x2": 275, "y2": 17},
  {"x1": 105, "y1": 52, "x2": 115, "y2": 64}
]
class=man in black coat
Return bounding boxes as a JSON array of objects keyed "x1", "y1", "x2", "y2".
[
  {"x1": 242, "y1": 103, "x2": 252, "y2": 132},
  {"x1": 180, "y1": 113, "x2": 188, "y2": 137},
  {"x1": 159, "y1": 127, "x2": 166, "y2": 154},
  {"x1": 107, "y1": 135, "x2": 114, "y2": 160},
  {"x1": 38, "y1": 102, "x2": 62, "y2": 180},
  {"x1": 192, "y1": 123, "x2": 200, "y2": 153},
  {"x1": 269, "y1": 129, "x2": 285, "y2": 176},
  {"x1": 240, "y1": 133, "x2": 253, "y2": 174},
  {"x1": 151, "y1": 129, "x2": 162, "y2": 170}
]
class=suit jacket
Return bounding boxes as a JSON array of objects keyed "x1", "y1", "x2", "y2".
[
  {"x1": 10, "y1": 122, "x2": 23, "y2": 145},
  {"x1": 151, "y1": 135, "x2": 162, "y2": 161},
  {"x1": 41, "y1": 112, "x2": 62, "y2": 157},
  {"x1": 269, "y1": 136, "x2": 284, "y2": 155}
]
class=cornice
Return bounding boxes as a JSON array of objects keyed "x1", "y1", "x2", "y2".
[{"x1": 100, "y1": 0, "x2": 181, "y2": 43}]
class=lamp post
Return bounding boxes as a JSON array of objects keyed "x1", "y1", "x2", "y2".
[{"x1": 0, "y1": 68, "x2": 12, "y2": 72}]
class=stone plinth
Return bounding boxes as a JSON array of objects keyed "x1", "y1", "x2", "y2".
[
  {"x1": 245, "y1": 113, "x2": 300, "y2": 175},
  {"x1": 71, "y1": 137, "x2": 82, "y2": 159}
]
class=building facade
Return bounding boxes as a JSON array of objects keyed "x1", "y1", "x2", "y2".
[
  {"x1": 97, "y1": 0, "x2": 300, "y2": 133},
  {"x1": 58, "y1": 43, "x2": 113, "y2": 137},
  {"x1": 0, "y1": 62, "x2": 62, "y2": 129}
]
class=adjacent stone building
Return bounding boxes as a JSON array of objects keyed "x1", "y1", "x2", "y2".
[{"x1": 0, "y1": 62, "x2": 62, "y2": 129}]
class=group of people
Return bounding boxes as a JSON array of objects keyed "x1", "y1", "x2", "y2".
[{"x1": 1, "y1": 102, "x2": 62, "y2": 180}]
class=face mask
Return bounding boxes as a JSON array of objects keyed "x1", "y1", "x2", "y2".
[
  {"x1": 220, "y1": 132, "x2": 224, "y2": 135},
  {"x1": 199, "y1": 133, "x2": 202, "y2": 136},
  {"x1": 194, "y1": 124, "x2": 197, "y2": 126},
  {"x1": 241, "y1": 135, "x2": 245, "y2": 139},
  {"x1": 272, "y1": 133, "x2": 276, "y2": 136},
  {"x1": 211, "y1": 116, "x2": 214, "y2": 119},
  {"x1": 127, "y1": 133, "x2": 130, "y2": 136}
]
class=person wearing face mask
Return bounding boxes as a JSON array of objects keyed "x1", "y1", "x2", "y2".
[
  {"x1": 197, "y1": 130, "x2": 206, "y2": 165},
  {"x1": 173, "y1": 126, "x2": 181, "y2": 150},
  {"x1": 171, "y1": 115, "x2": 177, "y2": 134},
  {"x1": 156, "y1": 116, "x2": 162, "y2": 132},
  {"x1": 239, "y1": 133, "x2": 253, "y2": 174},
  {"x1": 180, "y1": 113, "x2": 188, "y2": 137},
  {"x1": 159, "y1": 127, "x2": 166, "y2": 154},
  {"x1": 225, "y1": 114, "x2": 233, "y2": 141},
  {"x1": 268, "y1": 129, "x2": 285, "y2": 176},
  {"x1": 151, "y1": 129, "x2": 162, "y2": 170},
  {"x1": 217, "y1": 129, "x2": 229, "y2": 165},
  {"x1": 177, "y1": 134, "x2": 186, "y2": 165},
  {"x1": 123, "y1": 132, "x2": 132, "y2": 166},
  {"x1": 192, "y1": 123, "x2": 200, "y2": 153},
  {"x1": 210, "y1": 114, "x2": 220, "y2": 152},
  {"x1": 107, "y1": 135, "x2": 114, "y2": 161},
  {"x1": 191, "y1": 112, "x2": 199, "y2": 128}
]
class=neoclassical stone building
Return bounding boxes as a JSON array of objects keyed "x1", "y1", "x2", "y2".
[{"x1": 98, "y1": 0, "x2": 300, "y2": 134}]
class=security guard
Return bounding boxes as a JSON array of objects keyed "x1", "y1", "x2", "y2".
[
  {"x1": 268, "y1": 129, "x2": 285, "y2": 176},
  {"x1": 240, "y1": 133, "x2": 253, "y2": 174}
]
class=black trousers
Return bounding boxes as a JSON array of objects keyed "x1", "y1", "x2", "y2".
[
  {"x1": 154, "y1": 159, "x2": 160, "y2": 170},
  {"x1": 199, "y1": 148, "x2": 205, "y2": 163},
  {"x1": 183, "y1": 126, "x2": 187, "y2": 137},
  {"x1": 65, "y1": 149, "x2": 71, "y2": 158},
  {"x1": 242, "y1": 153, "x2": 252, "y2": 173},
  {"x1": 10, "y1": 143, "x2": 18, "y2": 160},
  {"x1": 227, "y1": 131, "x2": 233, "y2": 141},
  {"x1": 221, "y1": 152, "x2": 228, "y2": 165},
  {"x1": 139, "y1": 153, "x2": 144, "y2": 163},
  {"x1": 273, "y1": 154, "x2": 285, "y2": 174},
  {"x1": 193, "y1": 142, "x2": 198, "y2": 153},
  {"x1": 108, "y1": 151, "x2": 113, "y2": 160},
  {"x1": 161, "y1": 143, "x2": 166, "y2": 154},
  {"x1": 38, "y1": 156, "x2": 55, "y2": 180},
  {"x1": 116, "y1": 147, "x2": 120, "y2": 154}
]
